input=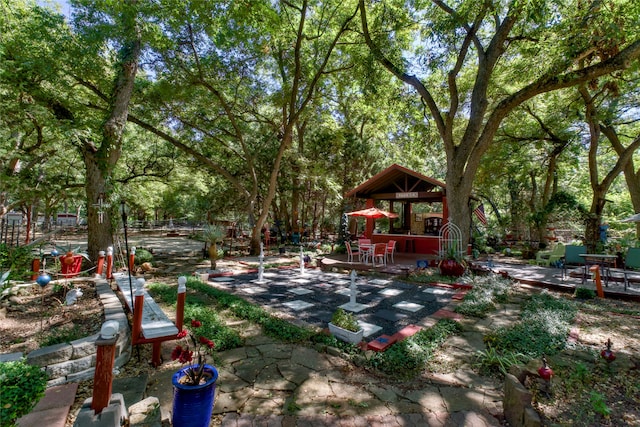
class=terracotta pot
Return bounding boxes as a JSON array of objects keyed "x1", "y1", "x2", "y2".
[{"x1": 439, "y1": 259, "x2": 465, "y2": 277}]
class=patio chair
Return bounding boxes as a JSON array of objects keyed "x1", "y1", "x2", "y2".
[
  {"x1": 536, "y1": 243, "x2": 565, "y2": 267},
  {"x1": 562, "y1": 245, "x2": 587, "y2": 280},
  {"x1": 372, "y1": 243, "x2": 387, "y2": 267},
  {"x1": 385, "y1": 240, "x2": 397, "y2": 264},
  {"x1": 623, "y1": 247, "x2": 640, "y2": 291},
  {"x1": 345, "y1": 241, "x2": 360, "y2": 263}
]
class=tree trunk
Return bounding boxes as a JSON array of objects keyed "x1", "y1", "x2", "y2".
[{"x1": 84, "y1": 6, "x2": 141, "y2": 261}]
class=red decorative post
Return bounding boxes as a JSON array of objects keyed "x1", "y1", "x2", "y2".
[
  {"x1": 131, "y1": 278, "x2": 145, "y2": 352},
  {"x1": 96, "y1": 250, "x2": 105, "y2": 278},
  {"x1": 590, "y1": 265, "x2": 605, "y2": 298},
  {"x1": 91, "y1": 321, "x2": 119, "y2": 414},
  {"x1": 129, "y1": 246, "x2": 136, "y2": 273},
  {"x1": 106, "y1": 246, "x2": 114, "y2": 280},
  {"x1": 176, "y1": 276, "x2": 187, "y2": 331}
]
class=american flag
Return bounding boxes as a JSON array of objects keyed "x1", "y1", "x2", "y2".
[{"x1": 474, "y1": 204, "x2": 487, "y2": 225}]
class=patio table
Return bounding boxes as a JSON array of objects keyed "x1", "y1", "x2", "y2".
[{"x1": 580, "y1": 254, "x2": 617, "y2": 287}]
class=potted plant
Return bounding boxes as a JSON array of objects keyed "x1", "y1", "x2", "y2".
[
  {"x1": 439, "y1": 246, "x2": 466, "y2": 277},
  {"x1": 202, "y1": 224, "x2": 225, "y2": 270},
  {"x1": 171, "y1": 319, "x2": 219, "y2": 427},
  {"x1": 328, "y1": 308, "x2": 363, "y2": 344}
]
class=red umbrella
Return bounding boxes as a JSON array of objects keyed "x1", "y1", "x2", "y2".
[{"x1": 346, "y1": 207, "x2": 399, "y2": 219}]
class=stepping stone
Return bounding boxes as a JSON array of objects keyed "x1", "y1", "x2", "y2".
[
  {"x1": 374, "y1": 309, "x2": 408, "y2": 321},
  {"x1": 391, "y1": 324, "x2": 423, "y2": 342},
  {"x1": 432, "y1": 308, "x2": 463, "y2": 320},
  {"x1": 335, "y1": 288, "x2": 353, "y2": 296},
  {"x1": 423, "y1": 287, "x2": 453, "y2": 295},
  {"x1": 291, "y1": 278, "x2": 312, "y2": 285},
  {"x1": 243, "y1": 287, "x2": 267, "y2": 294},
  {"x1": 331, "y1": 279, "x2": 350, "y2": 286},
  {"x1": 369, "y1": 278, "x2": 392, "y2": 285},
  {"x1": 213, "y1": 277, "x2": 235, "y2": 282},
  {"x1": 358, "y1": 320, "x2": 383, "y2": 338},
  {"x1": 283, "y1": 300, "x2": 314, "y2": 311},
  {"x1": 379, "y1": 288, "x2": 404, "y2": 297},
  {"x1": 393, "y1": 301, "x2": 424, "y2": 313},
  {"x1": 367, "y1": 335, "x2": 397, "y2": 352},
  {"x1": 339, "y1": 302, "x2": 368, "y2": 313},
  {"x1": 289, "y1": 287, "x2": 313, "y2": 295}
]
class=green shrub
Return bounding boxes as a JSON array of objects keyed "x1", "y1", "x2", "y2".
[
  {"x1": 574, "y1": 287, "x2": 596, "y2": 299},
  {"x1": 0, "y1": 360, "x2": 49, "y2": 426},
  {"x1": 0, "y1": 244, "x2": 36, "y2": 281},
  {"x1": 134, "y1": 249, "x2": 153, "y2": 265},
  {"x1": 455, "y1": 275, "x2": 512, "y2": 318},
  {"x1": 474, "y1": 347, "x2": 529, "y2": 376},
  {"x1": 485, "y1": 292, "x2": 577, "y2": 357}
]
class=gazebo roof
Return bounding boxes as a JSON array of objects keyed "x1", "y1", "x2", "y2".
[{"x1": 345, "y1": 164, "x2": 446, "y2": 202}]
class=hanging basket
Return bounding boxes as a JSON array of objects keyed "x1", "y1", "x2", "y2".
[{"x1": 172, "y1": 364, "x2": 218, "y2": 427}]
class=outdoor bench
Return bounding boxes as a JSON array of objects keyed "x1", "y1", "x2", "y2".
[{"x1": 113, "y1": 273, "x2": 185, "y2": 367}]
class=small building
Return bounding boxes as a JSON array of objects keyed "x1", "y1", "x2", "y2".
[
  {"x1": 345, "y1": 164, "x2": 448, "y2": 255},
  {"x1": 56, "y1": 213, "x2": 78, "y2": 226}
]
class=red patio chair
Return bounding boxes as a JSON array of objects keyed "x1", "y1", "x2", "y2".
[
  {"x1": 345, "y1": 241, "x2": 360, "y2": 263},
  {"x1": 372, "y1": 243, "x2": 387, "y2": 267},
  {"x1": 385, "y1": 240, "x2": 397, "y2": 264}
]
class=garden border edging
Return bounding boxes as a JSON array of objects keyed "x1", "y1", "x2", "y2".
[{"x1": 0, "y1": 278, "x2": 132, "y2": 387}]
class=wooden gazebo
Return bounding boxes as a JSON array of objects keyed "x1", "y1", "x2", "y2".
[{"x1": 345, "y1": 164, "x2": 448, "y2": 255}]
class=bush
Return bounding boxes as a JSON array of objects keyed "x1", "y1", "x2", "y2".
[
  {"x1": 485, "y1": 291, "x2": 577, "y2": 357},
  {"x1": 134, "y1": 248, "x2": 153, "y2": 265},
  {"x1": 574, "y1": 287, "x2": 596, "y2": 299},
  {"x1": 0, "y1": 243, "x2": 36, "y2": 281},
  {"x1": 0, "y1": 360, "x2": 49, "y2": 426}
]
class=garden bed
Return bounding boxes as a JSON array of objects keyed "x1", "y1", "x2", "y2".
[{"x1": 0, "y1": 281, "x2": 103, "y2": 355}]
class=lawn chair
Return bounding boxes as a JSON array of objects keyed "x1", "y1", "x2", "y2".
[
  {"x1": 623, "y1": 247, "x2": 640, "y2": 291},
  {"x1": 345, "y1": 241, "x2": 360, "y2": 263},
  {"x1": 385, "y1": 240, "x2": 397, "y2": 264},
  {"x1": 536, "y1": 243, "x2": 565, "y2": 267},
  {"x1": 372, "y1": 243, "x2": 387, "y2": 267},
  {"x1": 562, "y1": 245, "x2": 587, "y2": 281}
]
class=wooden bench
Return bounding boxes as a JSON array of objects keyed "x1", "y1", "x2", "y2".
[{"x1": 114, "y1": 273, "x2": 186, "y2": 367}]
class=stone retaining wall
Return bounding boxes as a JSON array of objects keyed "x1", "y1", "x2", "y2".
[{"x1": 0, "y1": 279, "x2": 132, "y2": 387}]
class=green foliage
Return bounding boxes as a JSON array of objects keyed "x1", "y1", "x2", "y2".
[
  {"x1": 589, "y1": 391, "x2": 611, "y2": 417},
  {"x1": 39, "y1": 325, "x2": 85, "y2": 347},
  {"x1": 0, "y1": 244, "x2": 35, "y2": 281},
  {"x1": 330, "y1": 308, "x2": 360, "y2": 332},
  {"x1": 367, "y1": 319, "x2": 461, "y2": 377},
  {"x1": 455, "y1": 275, "x2": 513, "y2": 318},
  {"x1": 474, "y1": 347, "x2": 529, "y2": 376},
  {"x1": 262, "y1": 317, "x2": 313, "y2": 343},
  {"x1": 183, "y1": 306, "x2": 243, "y2": 351},
  {"x1": 0, "y1": 360, "x2": 49, "y2": 426},
  {"x1": 574, "y1": 287, "x2": 596, "y2": 300},
  {"x1": 134, "y1": 249, "x2": 153, "y2": 265},
  {"x1": 201, "y1": 225, "x2": 226, "y2": 243},
  {"x1": 484, "y1": 292, "x2": 577, "y2": 357}
]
